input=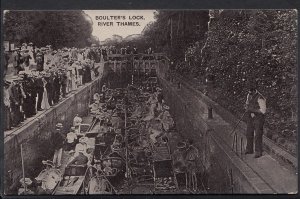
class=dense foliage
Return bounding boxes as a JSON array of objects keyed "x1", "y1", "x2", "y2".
[
  {"x1": 131, "y1": 10, "x2": 297, "y2": 154},
  {"x1": 181, "y1": 10, "x2": 297, "y2": 154},
  {"x1": 4, "y1": 11, "x2": 96, "y2": 48},
  {"x1": 113, "y1": 11, "x2": 209, "y2": 58}
]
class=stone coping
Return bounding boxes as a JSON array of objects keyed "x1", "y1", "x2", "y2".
[
  {"x1": 4, "y1": 77, "x2": 100, "y2": 145},
  {"x1": 174, "y1": 75, "x2": 297, "y2": 170}
]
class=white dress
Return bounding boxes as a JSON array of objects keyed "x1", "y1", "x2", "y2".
[
  {"x1": 41, "y1": 79, "x2": 50, "y2": 110},
  {"x1": 71, "y1": 65, "x2": 77, "y2": 90}
]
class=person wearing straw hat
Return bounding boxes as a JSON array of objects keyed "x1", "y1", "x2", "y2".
[
  {"x1": 101, "y1": 83, "x2": 107, "y2": 99},
  {"x1": 149, "y1": 122, "x2": 163, "y2": 144},
  {"x1": 14, "y1": 48, "x2": 24, "y2": 74},
  {"x1": 52, "y1": 123, "x2": 64, "y2": 168},
  {"x1": 65, "y1": 127, "x2": 78, "y2": 151},
  {"x1": 67, "y1": 144, "x2": 88, "y2": 167},
  {"x1": 172, "y1": 142, "x2": 187, "y2": 168},
  {"x1": 35, "y1": 160, "x2": 61, "y2": 194},
  {"x1": 36, "y1": 50, "x2": 44, "y2": 71},
  {"x1": 156, "y1": 87, "x2": 163, "y2": 111},
  {"x1": 172, "y1": 141, "x2": 188, "y2": 189},
  {"x1": 18, "y1": 178, "x2": 34, "y2": 195},
  {"x1": 185, "y1": 139, "x2": 199, "y2": 192},
  {"x1": 158, "y1": 105, "x2": 174, "y2": 132},
  {"x1": 74, "y1": 136, "x2": 88, "y2": 156},
  {"x1": 22, "y1": 49, "x2": 32, "y2": 68},
  {"x1": 73, "y1": 114, "x2": 82, "y2": 128},
  {"x1": 93, "y1": 93, "x2": 100, "y2": 102}
]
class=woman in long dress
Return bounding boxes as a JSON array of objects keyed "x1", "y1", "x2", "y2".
[
  {"x1": 71, "y1": 63, "x2": 77, "y2": 90},
  {"x1": 41, "y1": 77, "x2": 50, "y2": 110}
]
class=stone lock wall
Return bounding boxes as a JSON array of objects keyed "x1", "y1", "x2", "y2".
[
  {"x1": 4, "y1": 72, "x2": 107, "y2": 194},
  {"x1": 157, "y1": 62, "x2": 263, "y2": 193}
]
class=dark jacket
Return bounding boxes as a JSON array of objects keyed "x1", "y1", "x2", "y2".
[
  {"x1": 52, "y1": 130, "x2": 65, "y2": 149},
  {"x1": 68, "y1": 153, "x2": 88, "y2": 166}
]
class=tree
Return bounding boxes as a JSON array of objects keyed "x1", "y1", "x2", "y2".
[
  {"x1": 199, "y1": 10, "x2": 297, "y2": 153},
  {"x1": 4, "y1": 10, "x2": 94, "y2": 48}
]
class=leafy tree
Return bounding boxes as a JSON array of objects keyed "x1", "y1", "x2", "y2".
[
  {"x1": 4, "y1": 10, "x2": 95, "y2": 48},
  {"x1": 199, "y1": 10, "x2": 297, "y2": 153}
]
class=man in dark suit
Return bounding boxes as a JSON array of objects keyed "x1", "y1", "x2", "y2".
[{"x1": 35, "y1": 72, "x2": 44, "y2": 111}]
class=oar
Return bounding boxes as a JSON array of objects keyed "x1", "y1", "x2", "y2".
[{"x1": 20, "y1": 144, "x2": 27, "y2": 193}]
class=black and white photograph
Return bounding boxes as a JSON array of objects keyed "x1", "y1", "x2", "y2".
[{"x1": 2, "y1": 8, "x2": 298, "y2": 195}]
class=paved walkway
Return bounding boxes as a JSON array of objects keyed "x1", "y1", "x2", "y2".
[
  {"x1": 4, "y1": 62, "x2": 105, "y2": 139},
  {"x1": 164, "y1": 75, "x2": 298, "y2": 194}
]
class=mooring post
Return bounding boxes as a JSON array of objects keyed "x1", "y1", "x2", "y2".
[{"x1": 208, "y1": 106, "x2": 213, "y2": 119}]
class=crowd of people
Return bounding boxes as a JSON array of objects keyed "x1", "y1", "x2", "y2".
[
  {"x1": 3, "y1": 43, "x2": 104, "y2": 131},
  {"x1": 3, "y1": 42, "x2": 159, "y2": 132}
]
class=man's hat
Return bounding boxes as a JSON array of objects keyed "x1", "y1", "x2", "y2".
[
  {"x1": 79, "y1": 136, "x2": 89, "y2": 144},
  {"x1": 18, "y1": 71, "x2": 27, "y2": 75},
  {"x1": 56, "y1": 123, "x2": 63, "y2": 128},
  {"x1": 177, "y1": 141, "x2": 186, "y2": 149},
  {"x1": 42, "y1": 160, "x2": 54, "y2": 167},
  {"x1": 115, "y1": 129, "x2": 122, "y2": 134},
  {"x1": 163, "y1": 105, "x2": 170, "y2": 110},
  {"x1": 94, "y1": 93, "x2": 100, "y2": 99},
  {"x1": 28, "y1": 42, "x2": 33, "y2": 45},
  {"x1": 19, "y1": 178, "x2": 32, "y2": 186}
]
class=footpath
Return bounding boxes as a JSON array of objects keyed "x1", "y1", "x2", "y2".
[{"x1": 166, "y1": 74, "x2": 297, "y2": 194}]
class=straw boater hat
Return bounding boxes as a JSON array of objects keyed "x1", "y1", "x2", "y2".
[
  {"x1": 56, "y1": 123, "x2": 63, "y2": 128},
  {"x1": 94, "y1": 93, "x2": 100, "y2": 100},
  {"x1": 19, "y1": 178, "x2": 32, "y2": 186},
  {"x1": 115, "y1": 129, "x2": 122, "y2": 134},
  {"x1": 79, "y1": 136, "x2": 89, "y2": 144},
  {"x1": 42, "y1": 160, "x2": 54, "y2": 167},
  {"x1": 163, "y1": 105, "x2": 170, "y2": 110},
  {"x1": 177, "y1": 142, "x2": 186, "y2": 149}
]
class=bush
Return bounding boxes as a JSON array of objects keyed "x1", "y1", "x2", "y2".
[{"x1": 181, "y1": 10, "x2": 297, "y2": 153}]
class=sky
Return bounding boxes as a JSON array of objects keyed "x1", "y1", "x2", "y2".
[{"x1": 83, "y1": 10, "x2": 156, "y2": 41}]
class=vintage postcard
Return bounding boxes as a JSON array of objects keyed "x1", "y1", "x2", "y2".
[{"x1": 2, "y1": 8, "x2": 297, "y2": 196}]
